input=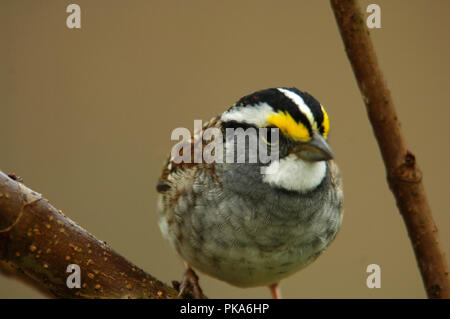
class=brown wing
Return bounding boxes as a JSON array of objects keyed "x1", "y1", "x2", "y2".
[{"x1": 156, "y1": 116, "x2": 221, "y2": 194}]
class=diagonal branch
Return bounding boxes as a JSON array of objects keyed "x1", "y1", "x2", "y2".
[
  {"x1": 0, "y1": 170, "x2": 196, "y2": 299},
  {"x1": 330, "y1": 0, "x2": 449, "y2": 298}
]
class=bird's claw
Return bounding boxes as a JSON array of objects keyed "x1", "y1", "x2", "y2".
[{"x1": 176, "y1": 267, "x2": 207, "y2": 299}]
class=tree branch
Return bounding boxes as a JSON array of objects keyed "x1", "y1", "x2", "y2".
[
  {"x1": 0, "y1": 170, "x2": 185, "y2": 298},
  {"x1": 330, "y1": 0, "x2": 449, "y2": 298}
]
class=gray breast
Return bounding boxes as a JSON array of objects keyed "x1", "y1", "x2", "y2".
[{"x1": 161, "y1": 161, "x2": 343, "y2": 287}]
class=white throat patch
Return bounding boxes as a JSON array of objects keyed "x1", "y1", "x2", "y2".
[{"x1": 262, "y1": 154, "x2": 327, "y2": 192}]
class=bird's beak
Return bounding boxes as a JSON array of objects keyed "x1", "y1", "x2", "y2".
[{"x1": 294, "y1": 133, "x2": 334, "y2": 162}]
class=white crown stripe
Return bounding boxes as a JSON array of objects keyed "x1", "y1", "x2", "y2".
[
  {"x1": 220, "y1": 102, "x2": 274, "y2": 127},
  {"x1": 277, "y1": 88, "x2": 316, "y2": 130}
]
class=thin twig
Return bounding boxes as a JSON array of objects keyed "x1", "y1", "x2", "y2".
[{"x1": 330, "y1": 0, "x2": 449, "y2": 298}]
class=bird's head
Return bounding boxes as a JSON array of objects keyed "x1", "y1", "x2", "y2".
[{"x1": 221, "y1": 87, "x2": 333, "y2": 162}]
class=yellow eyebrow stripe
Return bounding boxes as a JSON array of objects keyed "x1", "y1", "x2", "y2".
[
  {"x1": 267, "y1": 111, "x2": 311, "y2": 142},
  {"x1": 321, "y1": 105, "x2": 330, "y2": 138}
]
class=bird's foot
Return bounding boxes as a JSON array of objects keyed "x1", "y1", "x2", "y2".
[
  {"x1": 269, "y1": 283, "x2": 282, "y2": 299},
  {"x1": 174, "y1": 267, "x2": 207, "y2": 299}
]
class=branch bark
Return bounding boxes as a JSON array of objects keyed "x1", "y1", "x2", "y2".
[
  {"x1": 0, "y1": 170, "x2": 182, "y2": 298},
  {"x1": 330, "y1": 0, "x2": 449, "y2": 298}
]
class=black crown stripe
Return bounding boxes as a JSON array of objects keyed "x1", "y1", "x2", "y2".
[
  {"x1": 235, "y1": 88, "x2": 313, "y2": 134},
  {"x1": 285, "y1": 88, "x2": 325, "y2": 134}
]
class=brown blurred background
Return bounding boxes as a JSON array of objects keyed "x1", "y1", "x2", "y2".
[{"x1": 1, "y1": 0, "x2": 449, "y2": 298}]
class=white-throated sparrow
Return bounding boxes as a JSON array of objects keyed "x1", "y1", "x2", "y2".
[{"x1": 157, "y1": 87, "x2": 343, "y2": 298}]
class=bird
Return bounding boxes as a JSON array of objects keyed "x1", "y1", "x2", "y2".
[{"x1": 156, "y1": 87, "x2": 343, "y2": 298}]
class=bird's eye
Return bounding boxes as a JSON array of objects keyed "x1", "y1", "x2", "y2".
[
  {"x1": 260, "y1": 127, "x2": 279, "y2": 146},
  {"x1": 260, "y1": 134, "x2": 272, "y2": 145}
]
